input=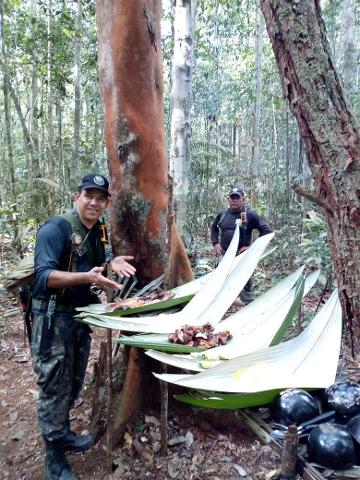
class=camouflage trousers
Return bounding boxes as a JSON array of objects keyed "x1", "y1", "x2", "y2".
[{"x1": 31, "y1": 299, "x2": 91, "y2": 442}]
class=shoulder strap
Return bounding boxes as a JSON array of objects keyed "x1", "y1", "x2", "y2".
[{"x1": 217, "y1": 209, "x2": 229, "y2": 229}]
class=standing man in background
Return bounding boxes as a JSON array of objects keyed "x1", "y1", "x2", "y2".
[
  {"x1": 211, "y1": 187, "x2": 272, "y2": 303},
  {"x1": 31, "y1": 173, "x2": 136, "y2": 480}
]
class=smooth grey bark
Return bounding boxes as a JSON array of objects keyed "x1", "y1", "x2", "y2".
[
  {"x1": 261, "y1": 0, "x2": 360, "y2": 356},
  {"x1": 338, "y1": 0, "x2": 356, "y2": 98},
  {"x1": 169, "y1": 0, "x2": 195, "y2": 239}
]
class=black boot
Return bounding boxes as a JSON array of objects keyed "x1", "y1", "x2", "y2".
[
  {"x1": 63, "y1": 429, "x2": 93, "y2": 453},
  {"x1": 239, "y1": 288, "x2": 255, "y2": 304},
  {"x1": 44, "y1": 439, "x2": 79, "y2": 480},
  {"x1": 240, "y1": 277, "x2": 255, "y2": 304}
]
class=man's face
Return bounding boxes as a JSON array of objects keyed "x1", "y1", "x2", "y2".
[
  {"x1": 228, "y1": 194, "x2": 245, "y2": 211},
  {"x1": 75, "y1": 188, "x2": 109, "y2": 228}
]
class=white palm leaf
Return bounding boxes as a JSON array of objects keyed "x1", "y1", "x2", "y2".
[
  {"x1": 195, "y1": 233, "x2": 274, "y2": 326},
  {"x1": 78, "y1": 229, "x2": 273, "y2": 333},
  {"x1": 144, "y1": 268, "x2": 315, "y2": 370},
  {"x1": 209, "y1": 269, "x2": 319, "y2": 359},
  {"x1": 153, "y1": 290, "x2": 341, "y2": 392},
  {"x1": 170, "y1": 245, "x2": 277, "y2": 299}
]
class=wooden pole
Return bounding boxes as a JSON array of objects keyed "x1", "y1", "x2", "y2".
[
  {"x1": 160, "y1": 364, "x2": 168, "y2": 456},
  {"x1": 105, "y1": 266, "x2": 114, "y2": 471},
  {"x1": 106, "y1": 327, "x2": 113, "y2": 471},
  {"x1": 279, "y1": 425, "x2": 298, "y2": 479}
]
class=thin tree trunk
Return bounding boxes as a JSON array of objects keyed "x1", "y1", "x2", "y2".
[
  {"x1": 0, "y1": 0, "x2": 18, "y2": 245},
  {"x1": 338, "y1": 0, "x2": 355, "y2": 98},
  {"x1": 47, "y1": 0, "x2": 55, "y2": 214},
  {"x1": 261, "y1": 0, "x2": 360, "y2": 356},
  {"x1": 250, "y1": 0, "x2": 263, "y2": 208},
  {"x1": 30, "y1": 0, "x2": 40, "y2": 179},
  {"x1": 71, "y1": 0, "x2": 82, "y2": 192},
  {"x1": 169, "y1": 0, "x2": 195, "y2": 239},
  {"x1": 285, "y1": 110, "x2": 290, "y2": 225}
]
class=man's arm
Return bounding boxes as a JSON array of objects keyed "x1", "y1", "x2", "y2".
[
  {"x1": 211, "y1": 213, "x2": 223, "y2": 254},
  {"x1": 35, "y1": 219, "x2": 124, "y2": 292},
  {"x1": 47, "y1": 267, "x2": 121, "y2": 290},
  {"x1": 252, "y1": 211, "x2": 272, "y2": 236}
]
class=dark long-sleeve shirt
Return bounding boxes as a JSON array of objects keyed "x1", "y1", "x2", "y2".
[
  {"x1": 211, "y1": 207, "x2": 272, "y2": 252},
  {"x1": 32, "y1": 215, "x2": 104, "y2": 306}
]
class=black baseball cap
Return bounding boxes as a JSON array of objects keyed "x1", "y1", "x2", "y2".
[
  {"x1": 78, "y1": 173, "x2": 111, "y2": 196},
  {"x1": 228, "y1": 187, "x2": 244, "y2": 197}
]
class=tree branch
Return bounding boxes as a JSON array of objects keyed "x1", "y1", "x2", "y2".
[{"x1": 292, "y1": 183, "x2": 334, "y2": 215}]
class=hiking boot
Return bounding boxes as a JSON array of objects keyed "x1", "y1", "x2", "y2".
[
  {"x1": 63, "y1": 430, "x2": 93, "y2": 453},
  {"x1": 239, "y1": 289, "x2": 255, "y2": 304},
  {"x1": 44, "y1": 439, "x2": 79, "y2": 480}
]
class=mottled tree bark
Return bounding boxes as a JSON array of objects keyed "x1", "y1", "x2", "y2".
[
  {"x1": 97, "y1": 0, "x2": 169, "y2": 284},
  {"x1": 261, "y1": 0, "x2": 360, "y2": 355},
  {"x1": 96, "y1": 0, "x2": 193, "y2": 446}
]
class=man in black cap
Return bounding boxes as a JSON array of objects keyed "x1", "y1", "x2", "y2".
[
  {"x1": 211, "y1": 187, "x2": 272, "y2": 303},
  {"x1": 31, "y1": 173, "x2": 136, "y2": 480}
]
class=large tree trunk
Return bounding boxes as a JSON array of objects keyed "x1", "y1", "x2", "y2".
[
  {"x1": 96, "y1": 0, "x2": 193, "y2": 446},
  {"x1": 97, "y1": 0, "x2": 169, "y2": 283},
  {"x1": 169, "y1": 0, "x2": 195, "y2": 240},
  {"x1": 260, "y1": 0, "x2": 360, "y2": 356}
]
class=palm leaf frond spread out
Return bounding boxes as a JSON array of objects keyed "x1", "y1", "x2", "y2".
[{"x1": 152, "y1": 290, "x2": 341, "y2": 405}]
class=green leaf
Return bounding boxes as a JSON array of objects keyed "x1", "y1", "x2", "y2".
[
  {"x1": 118, "y1": 334, "x2": 206, "y2": 353},
  {"x1": 269, "y1": 275, "x2": 305, "y2": 347},
  {"x1": 175, "y1": 390, "x2": 283, "y2": 409}
]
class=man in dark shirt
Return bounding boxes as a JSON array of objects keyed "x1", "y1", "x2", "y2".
[
  {"x1": 211, "y1": 187, "x2": 272, "y2": 302},
  {"x1": 31, "y1": 173, "x2": 136, "y2": 480}
]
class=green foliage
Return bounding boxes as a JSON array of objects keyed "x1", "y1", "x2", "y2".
[
  {"x1": 295, "y1": 211, "x2": 333, "y2": 286},
  {"x1": 0, "y1": 0, "x2": 357, "y2": 294}
]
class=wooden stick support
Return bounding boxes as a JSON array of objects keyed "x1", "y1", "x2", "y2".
[
  {"x1": 279, "y1": 425, "x2": 299, "y2": 479},
  {"x1": 106, "y1": 328, "x2": 113, "y2": 472},
  {"x1": 160, "y1": 363, "x2": 168, "y2": 456}
]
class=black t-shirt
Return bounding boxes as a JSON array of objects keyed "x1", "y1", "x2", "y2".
[
  {"x1": 32, "y1": 215, "x2": 104, "y2": 307},
  {"x1": 210, "y1": 207, "x2": 272, "y2": 251}
]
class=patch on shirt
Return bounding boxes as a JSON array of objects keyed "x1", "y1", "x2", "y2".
[
  {"x1": 70, "y1": 232, "x2": 89, "y2": 256},
  {"x1": 71, "y1": 233, "x2": 83, "y2": 245}
]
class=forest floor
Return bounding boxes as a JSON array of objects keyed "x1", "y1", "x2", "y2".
[
  {"x1": 0, "y1": 261, "x2": 357, "y2": 480},
  {"x1": 0, "y1": 287, "x2": 281, "y2": 480}
]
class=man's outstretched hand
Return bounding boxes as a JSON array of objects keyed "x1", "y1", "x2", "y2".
[
  {"x1": 213, "y1": 243, "x2": 223, "y2": 256},
  {"x1": 111, "y1": 256, "x2": 136, "y2": 278}
]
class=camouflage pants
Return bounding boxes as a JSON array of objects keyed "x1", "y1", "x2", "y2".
[{"x1": 31, "y1": 300, "x2": 91, "y2": 442}]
